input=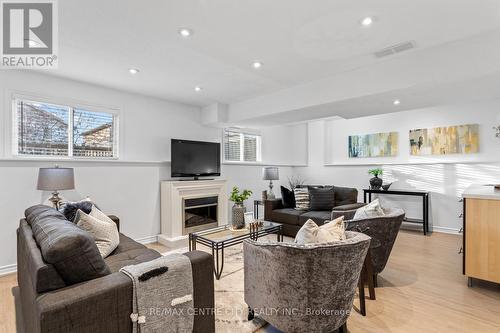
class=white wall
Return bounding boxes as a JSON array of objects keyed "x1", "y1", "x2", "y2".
[
  {"x1": 0, "y1": 71, "x2": 305, "y2": 272},
  {"x1": 0, "y1": 70, "x2": 212, "y2": 270},
  {"x1": 295, "y1": 103, "x2": 500, "y2": 233}
]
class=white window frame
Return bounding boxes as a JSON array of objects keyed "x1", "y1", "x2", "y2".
[
  {"x1": 10, "y1": 93, "x2": 120, "y2": 160},
  {"x1": 223, "y1": 128, "x2": 262, "y2": 163}
]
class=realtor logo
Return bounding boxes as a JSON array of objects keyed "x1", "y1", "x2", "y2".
[{"x1": 1, "y1": 0, "x2": 58, "y2": 68}]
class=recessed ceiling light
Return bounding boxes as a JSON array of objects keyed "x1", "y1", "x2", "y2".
[
  {"x1": 128, "y1": 68, "x2": 139, "y2": 74},
  {"x1": 361, "y1": 17, "x2": 374, "y2": 26},
  {"x1": 393, "y1": 99, "x2": 401, "y2": 105},
  {"x1": 178, "y1": 28, "x2": 193, "y2": 37},
  {"x1": 194, "y1": 86, "x2": 202, "y2": 92},
  {"x1": 252, "y1": 61, "x2": 263, "y2": 69}
]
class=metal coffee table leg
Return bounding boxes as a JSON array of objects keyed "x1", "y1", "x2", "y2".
[{"x1": 212, "y1": 244, "x2": 225, "y2": 280}]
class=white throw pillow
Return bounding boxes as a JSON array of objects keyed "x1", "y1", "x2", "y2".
[
  {"x1": 319, "y1": 216, "x2": 346, "y2": 241},
  {"x1": 353, "y1": 198, "x2": 385, "y2": 220},
  {"x1": 295, "y1": 217, "x2": 346, "y2": 244},
  {"x1": 294, "y1": 219, "x2": 318, "y2": 244},
  {"x1": 76, "y1": 206, "x2": 119, "y2": 258}
]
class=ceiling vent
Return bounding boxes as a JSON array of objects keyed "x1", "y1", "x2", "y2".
[{"x1": 374, "y1": 41, "x2": 416, "y2": 58}]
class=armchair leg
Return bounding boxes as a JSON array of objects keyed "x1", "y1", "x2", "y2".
[
  {"x1": 247, "y1": 306, "x2": 255, "y2": 321},
  {"x1": 358, "y1": 270, "x2": 366, "y2": 316},
  {"x1": 365, "y1": 251, "x2": 376, "y2": 300},
  {"x1": 338, "y1": 322, "x2": 348, "y2": 333},
  {"x1": 373, "y1": 273, "x2": 378, "y2": 288}
]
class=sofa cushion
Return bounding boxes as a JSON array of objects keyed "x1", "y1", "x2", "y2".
[
  {"x1": 271, "y1": 208, "x2": 303, "y2": 226},
  {"x1": 299, "y1": 210, "x2": 331, "y2": 226},
  {"x1": 105, "y1": 240, "x2": 161, "y2": 272},
  {"x1": 18, "y1": 219, "x2": 67, "y2": 293},
  {"x1": 25, "y1": 204, "x2": 67, "y2": 226},
  {"x1": 309, "y1": 187, "x2": 335, "y2": 211},
  {"x1": 280, "y1": 186, "x2": 295, "y2": 208},
  {"x1": 113, "y1": 233, "x2": 147, "y2": 254},
  {"x1": 25, "y1": 205, "x2": 111, "y2": 285}
]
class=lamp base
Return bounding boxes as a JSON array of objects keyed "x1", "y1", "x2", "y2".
[
  {"x1": 267, "y1": 181, "x2": 276, "y2": 199},
  {"x1": 49, "y1": 191, "x2": 62, "y2": 210}
]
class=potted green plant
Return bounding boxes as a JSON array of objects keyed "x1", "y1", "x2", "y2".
[
  {"x1": 229, "y1": 187, "x2": 253, "y2": 229},
  {"x1": 368, "y1": 168, "x2": 383, "y2": 190}
]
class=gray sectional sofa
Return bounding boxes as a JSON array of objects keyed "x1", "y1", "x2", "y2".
[
  {"x1": 17, "y1": 205, "x2": 215, "y2": 333},
  {"x1": 264, "y1": 185, "x2": 365, "y2": 237}
]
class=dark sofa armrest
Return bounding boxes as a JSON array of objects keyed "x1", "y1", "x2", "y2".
[
  {"x1": 331, "y1": 203, "x2": 366, "y2": 221},
  {"x1": 36, "y1": 272, "x2": 133, "y2": 332},
  {"x1": 35, "y1": 251, "x2": 215, "y2": 333},
  {"x1": 107, "y1": 215, "x2": 120, "y2": 231},
  {"x1": 184, "y1": 251, "x2": 215, "y2": 333},
  {"x1": 264, "y1": 199, "x2": 283, "y2": 221}
]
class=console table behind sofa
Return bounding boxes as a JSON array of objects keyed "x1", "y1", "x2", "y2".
[{"x1": 363, "y1": 189, "x2": 430, "y2": 235}]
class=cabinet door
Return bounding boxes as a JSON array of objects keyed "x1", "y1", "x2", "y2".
[{"x1": 465, "y1": 198, "x2": 500, "y2": 283}]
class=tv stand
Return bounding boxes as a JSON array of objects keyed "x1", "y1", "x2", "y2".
[{"x1": 179, "y1": 178, "x2": 215, "y2": 181}]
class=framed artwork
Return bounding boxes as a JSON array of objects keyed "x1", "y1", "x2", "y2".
[
  {"x1": 348, "y1": 132, "x2": 398, "y2": 158},
  {"x1": 409, "y1": 124, "x2": 479, "y2": 156}
]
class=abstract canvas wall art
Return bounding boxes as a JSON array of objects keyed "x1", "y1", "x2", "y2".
[
  {"x1": 409, "y1": 124, "x2": 479, "y2": 156},
  {"x1": 348, "y1": 132, "x2": 398, "y2": 158}
]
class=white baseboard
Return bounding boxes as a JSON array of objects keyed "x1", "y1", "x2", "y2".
[
  {"x1": 0, "y1": 264, "x2": 17, "y2": 277},
  {"x1": 432, "y1": 226, "x2": 461, "y2": 234},
  {"x1": 135, "y1": 235, "x2": 158, "y2": 244},
  {"x1": 157, "y1": 234, "x2": 188, "y2": 248}
]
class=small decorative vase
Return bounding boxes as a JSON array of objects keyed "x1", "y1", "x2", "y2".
[
  {"x1": 369, "y1": 176, "x2": 383, "y2": 190},
  {"x1": 232, "y1": 203, "x2": 246, "y2": 229},
  {"x1": 382, "y1": 183, "x2": 392, "y2": 191}
]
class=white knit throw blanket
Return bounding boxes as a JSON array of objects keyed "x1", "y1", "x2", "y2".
[{"x1": 120, "y1": 254, "x2": 194, "y2": 333}]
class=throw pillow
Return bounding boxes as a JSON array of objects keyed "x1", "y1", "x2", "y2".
[
  {"x1": 281, "y1": 186, "x2": 295, "y2": 208},
  {"x1": 308, "y1": 187, "x2": 335, "y2": 211},
  {"x1": 75, "y1": 206, "x2": 119, "y2": 258},
  {"x1": 294, "y1": 219, "x2": 318, "y2": 244},
  {"x1": 295, "y1": 218, "x2": 346, "y2": 244},
  {"x1": 353, "y1": 198, "x2": 385, "y2": 220},
  {"x1": 294, "y1": 187, "x2": 310, "y2": 211},
  {"x1": 62, "y1": 198, "x2": 99, "y2": 222},
  {"x1": 320, "y1": 216, "x2": 346, "y2": 241}
]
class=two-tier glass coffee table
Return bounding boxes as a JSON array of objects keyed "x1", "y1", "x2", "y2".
[{"x1": 188, "y1": 221, "x2": 283, "y2": 280}]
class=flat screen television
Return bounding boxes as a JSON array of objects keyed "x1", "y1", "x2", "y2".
[{"x1": 171, "y1": 139, "x2": 221, "y2": 179}]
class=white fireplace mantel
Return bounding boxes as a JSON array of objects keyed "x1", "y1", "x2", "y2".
[{"x1": 158, "y1": 179, "x2": 228, "y2": 247}]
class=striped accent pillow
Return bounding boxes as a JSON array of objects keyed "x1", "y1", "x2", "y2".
[{"x1": 294, "y1": 187, "x2": 310, "y2": 211}]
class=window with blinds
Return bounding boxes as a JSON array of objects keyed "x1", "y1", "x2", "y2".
[
  {"x1": 13, "y1": 98, "x2": 118, "y2": 158},
  {"x1": 223, "y1": 130, "x2": 261, "y2": 162}
]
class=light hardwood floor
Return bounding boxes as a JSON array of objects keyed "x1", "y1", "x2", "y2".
[{"x1": 2, "y1": 231, "x2": 500, "y2": 333}]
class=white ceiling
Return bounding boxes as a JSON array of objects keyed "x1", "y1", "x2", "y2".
[{"x1": 49, "y1": 0, "x2": 500, "y2": 113}]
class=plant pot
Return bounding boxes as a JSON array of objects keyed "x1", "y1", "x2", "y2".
[
  {"x1": 231, "y1": 203, "x2": 246, "y2": 229},
  {"x1": 369, "y1": 176, "x2": 383, "y2": 190}
]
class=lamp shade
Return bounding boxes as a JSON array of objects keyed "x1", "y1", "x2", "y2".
[
  {"x1": 262, "y1": 167, "x2": 279, "y2": 180},
  {"x1": 37, "y1": 167, "x2": 75, "y2": 191}
]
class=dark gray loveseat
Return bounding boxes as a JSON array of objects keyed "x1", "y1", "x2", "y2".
[
  {"x1": 17, "y1": 205, "x2": 215, "y2": 333},
  {"x1": 264, "y1": 185, "x2": 365, "y2": 237}
]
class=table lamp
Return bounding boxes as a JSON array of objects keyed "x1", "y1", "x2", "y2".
[
  {"x1": 37, "y1": 166, "x2": 75, "y2": 209},
  {"x1": 262, "y1": 167, "x2": 279, "y2": 199}
]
